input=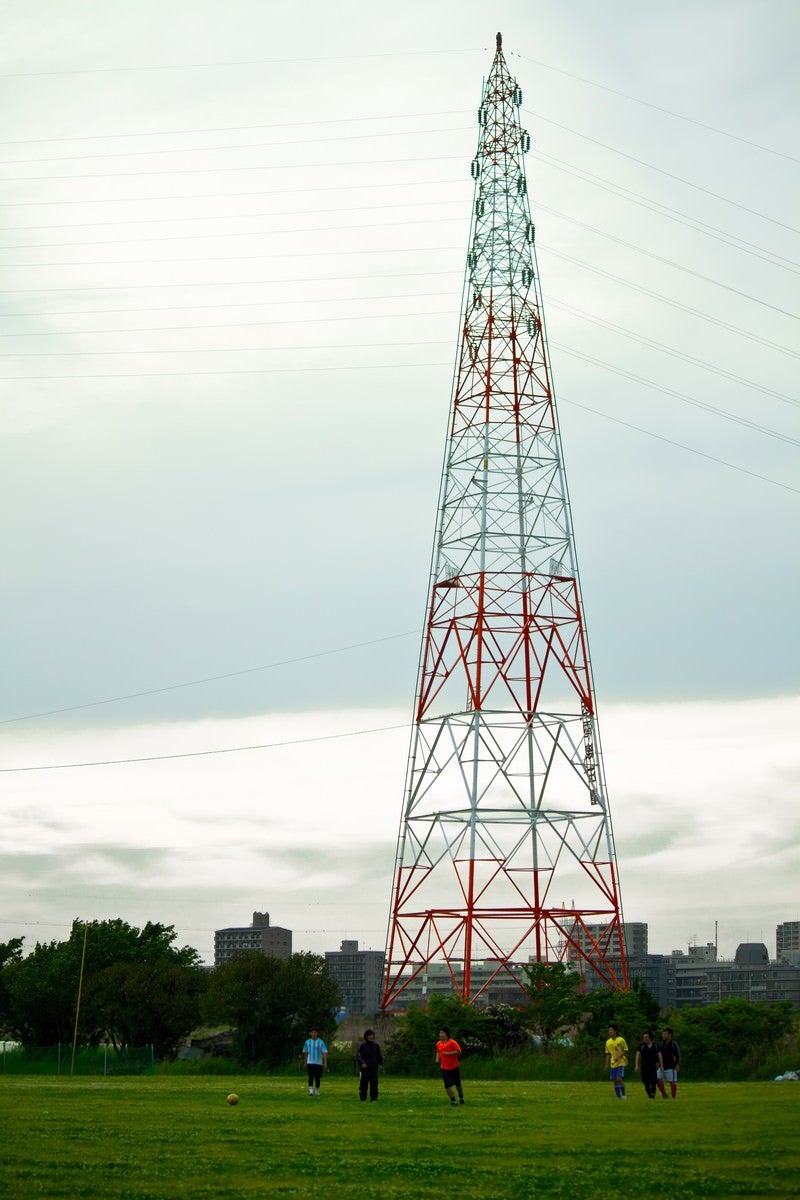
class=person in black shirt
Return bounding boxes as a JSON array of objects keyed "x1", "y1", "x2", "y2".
[
  {"x1": 356, "y1": 1029, "x2": 384, "y2": 1102},
  {"x1": 657, "y1": 1026, "x2": 681, "y2": 1098},
  {"x1": 634, "y1": 1029, "x2": 660, "y2": 1098}
]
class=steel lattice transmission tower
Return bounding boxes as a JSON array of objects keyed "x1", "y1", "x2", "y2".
[{"x1": 382, "y1": 34, "x2": 627, "y2": 1009}]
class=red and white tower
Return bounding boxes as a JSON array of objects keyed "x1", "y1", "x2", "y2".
[{"x1": 383, "y1": 34, "x2": 627, "y2": 1008}]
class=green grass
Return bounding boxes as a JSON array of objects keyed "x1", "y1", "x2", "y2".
[{"x1": 0, "y1": 1075, "x2": 798, "y2": 1199}]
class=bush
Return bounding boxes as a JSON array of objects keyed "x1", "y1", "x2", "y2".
[{"x1": 668, "y1": 999, "x2": 797, "y2": 1081}]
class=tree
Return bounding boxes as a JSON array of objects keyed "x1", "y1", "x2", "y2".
[
  {"x1": 66, "y1": 918, "x2": 201, "y2": 973},
  {"x1": 0, "y1": 938, "x2": 25, "y2": 1037},
  {"x1": 0, "y1": 919, "x2": 203, "y2": 1051},
  {"x1": 481, "y1": 1004, "x2": 532, "y2": 1053},
  {"x1": 83, "y1": 960, "x2": 207, "y2": 1059},
  {"x1": 383, "y1": 994, "x2": 508, "y2": 1074},
  {"x1": 202, "y1": 952, "x2": 340, "y2": 1068},
  {"x1": 521, "y1": 962, "x2": 583, "y2": 1044},
  {"x1": 669, "y1": 999, "x2": 796, "y2": 1080},
  {"x1": 2, "y1": 939, "x2": 79, "y2": 1046},
  {"x1": 577, "y1": 979, "x2": 661, "y2": 1050}
]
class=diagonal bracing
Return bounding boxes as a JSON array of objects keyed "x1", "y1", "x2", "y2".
[{"x1": 383, "y1": 34, "x2": 627, "y2": 1008}]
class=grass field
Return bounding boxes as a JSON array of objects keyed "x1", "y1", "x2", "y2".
[{"x1": 0, "y1": 1075, "x2": 798, "y2": 1199}]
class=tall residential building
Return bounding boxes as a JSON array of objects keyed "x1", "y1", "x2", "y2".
[
  {"x1": 776, "y1": 921, "x2": 800, "y2": 964},
  {"x1": 389, "y1": 959, "x2": 529, "y2": 1010},
  {"x1": 325, "y1": 940, "x2": 385, "y2": 1017},
  {"x1": 214, "y1": 911, "x2": 292, "y2": 968},
  {"x1": 567, "y1": 922, "x2": 648, "y2": 993},
  {"x1": 643, "y1": 941, "x2": 800, "y2": 1009}
]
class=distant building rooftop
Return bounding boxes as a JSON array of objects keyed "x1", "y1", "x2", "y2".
[{"x1": 734, "y1": 942, "x2": 770, "y2": 968}]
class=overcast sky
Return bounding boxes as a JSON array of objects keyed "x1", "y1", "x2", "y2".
[{"x1": 1, "y1": 1, "x2": 797, "y2": 969}]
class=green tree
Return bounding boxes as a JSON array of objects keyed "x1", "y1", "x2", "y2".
[
  {"x1": 66, "y1": 918, "x2": 201, "y2": 974},
  {"x1": 384, "y1": 994, "x2": 500, "y2": 1075},
  {"x1": 2, "y1": 939, "x2": 78, "y2": 1045},
  {"x1": 481, "y1": 1003, "x2": 532, "y2": 1053},
  {"x1": 0, "y1": 919, "x2": 203, "y2": 1051},
  {"x1": 83, "y1": 959, "x2": 207, "y2": 1059},
  {"x1": 577, "y1": 979, "x2": 661, "y2": 1051},
  {"x1": 0, "y1": 938, "x2": 25, "y2": 1037},
  {"x1": 521, "y1": 962, "x2": 583, "y2": 1044},
  {"x1": 669, "y1": 999, "x2": 796, "y2": 1080},
  {"x1": 202, "y1": 952, "x2": 340, "y2": 1068}
]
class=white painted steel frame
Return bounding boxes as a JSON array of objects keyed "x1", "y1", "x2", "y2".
[{"x1": 383, "y1": 35, "x2": 627, "y2": 1008}]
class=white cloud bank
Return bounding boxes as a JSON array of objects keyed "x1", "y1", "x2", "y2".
[{"x1": 1, "y1": 694, "x2": 797, "y2": 965}]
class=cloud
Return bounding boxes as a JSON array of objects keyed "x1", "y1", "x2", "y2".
[{"x1": 1, "y1": 696, "x2": 797, "y2": 963}]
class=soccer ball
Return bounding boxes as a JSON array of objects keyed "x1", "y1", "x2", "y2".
[{"x1": 226, "y1": 1093, "x2": 239, "y2": 1106}]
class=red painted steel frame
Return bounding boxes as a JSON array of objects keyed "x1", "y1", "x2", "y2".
[{"x1": 383, "y1": 34, "x2": 627, "y2": 1009}]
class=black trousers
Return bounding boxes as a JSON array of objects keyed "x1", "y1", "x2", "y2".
[
  {"x1": 359, "y1": 1067, "x2": 379, "y2": 1101},
  {"x1": 307, "y1": 1064, "x2": 323, "y2": 1088}
]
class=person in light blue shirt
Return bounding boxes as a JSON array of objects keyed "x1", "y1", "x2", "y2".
[{"x1": 302, "y1": 1027, "x2": 328, "y2": 1095}]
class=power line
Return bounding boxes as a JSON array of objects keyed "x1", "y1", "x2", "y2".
[
  {"x1": 1, "y1": 269, "x2": 796, "y2": 361},
  {"x1": 0, "y1": 721, "x2": 410, "y2": 773},
  {"x1": 0, "y1": 307, "x2": 454, "y2": 340},
  {"x1": 511, "y1": 51, "x2": 800, "y2": 165},
  {"x1": 529, "y1": 113, "x2": 800, "y2": 235},
  {"x1": 548, "y1": 300, "x2": 799, "y2": 409},
  {"x1": 0, "y1": 242, "x2": 462, "y2": 270},
  {"x1": 0, "y1": 150, "x2": 468, "y2": 183},
  {"x1": 0, "y1": 46, "x2": 484, "y2": 81},
  {"x1": 1, "y1": 333, "x2": 796, "y2": 437},
  {"x1": 4, "y1": 193, "x2": 792, "y2": 282},
  {"x1": 3, "y1": 339, "x2": 449, "y2": 359},
  {"x1": 0, "y1": 631, "x2": 418, "y2": 725},
  {"x1": 0, "y1": 422, "x2": 795, "y2": 756},
  {"x1": 0, "y1": 124, "x2": 472, "y2": 167},
  {"x1": 543, "y1": 245, "x2": 800, "y2": 349},
  {"x1": 0, "y1": 108, "x2": 469, "y2": 148},
  {"x1": 558, "y1": 392, "x2": 800, "y2": 497},
  {"x1": 2, "y1": 200, "x2": 795, "y2": 281},
  {"x1": 3, "y1": 368, "x2": 798, "y2": 767},
  {"x1": 0, "y1": 237, "x2": 792, "y2": 323},
  {"x1": 0, "y1": 175, "x2": 468, "y2": 209},
  {"x1": 1, "y1": 342, "x2": 797, "y2": 449},
  {"x1": 0, "y1": 286, "x2": 458, "y2": 321},
  {"x1": 553, "y1": 340, "x2": 800, "y2": 446},
  {"x1": 0, "y1": 212, "x2": 466, "y2": 253},
  {"x1": 537, "y1": 200, "x2": 799, "y2": 276},
  {"x1": 0, "y1": 299, "x2": 795, "y2": 414},
  {"x1": 0, "y1": 266, "x2": 459, "y2": 294},
  {"x1": 0, "y1": 195, "x2": 464, "y2": 235},
  {"x1": 2, "y1": 114, "x2": 793, "y2": 273}
]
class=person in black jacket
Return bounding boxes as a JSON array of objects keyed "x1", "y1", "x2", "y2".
[
  {"x1": 657, "y1": 1026, "x2": 681, "y2": 1098},
  {"x1": 356, "y1": 1029, "x2": 384, "y2": 1102},
  {"x1": 635, "y1": 1029, "x2": 660, "y2": 1099}
]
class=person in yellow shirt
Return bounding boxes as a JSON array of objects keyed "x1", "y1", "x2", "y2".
[{"x1": 604, "y1": 1023, "x2": 628, "y2": 1100}]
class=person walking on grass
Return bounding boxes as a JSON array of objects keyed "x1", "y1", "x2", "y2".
[
  {"x1": 435, "y1": 1026, "x2": 464, "y2": 1107},
  {"x1": 303, "y1": 1026, "x2": 328, "y2": 1096},
  {"x1": 604, "y1": 1023, "x2": 628, "y2": 1100},
  {"x1": 657, "y1": 1026, "x2": 681, "y2": 1098},
  {"x1": 635, "y1": 1029, "x2": 660, "y2": 1099},
  {"x1": 356, "y1": 1029, "x2": 384, "y2": 1102}
]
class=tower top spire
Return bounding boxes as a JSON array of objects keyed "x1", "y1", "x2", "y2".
[{"x1": 496, "y1": 31, "x2": 502, "y2": 50}]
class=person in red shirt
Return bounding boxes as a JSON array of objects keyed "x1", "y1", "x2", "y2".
[{"x1": 435, "y1": 1026, "x2": 464, "y2": 1106}]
